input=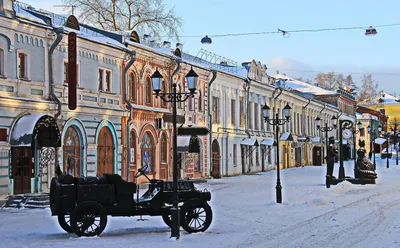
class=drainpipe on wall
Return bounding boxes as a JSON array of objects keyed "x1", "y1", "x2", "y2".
[
  {"x1": 123, "y1": 50, "x2": 136, "y2": 182},
  {"x1": 302, "y1": 98, "x2": 311, "y2": 165},
  {"x1": 207, "y1": 71, "x2": 217, "y2": 177},
  {"x1": 49, "y1": 27, "x2": 64, "y2": 121},
  {"x1": 48, "y1": 27, "x2": 64, "y2": 176}
]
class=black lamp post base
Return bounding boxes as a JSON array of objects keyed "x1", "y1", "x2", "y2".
[
  {"x1": 338, "y1": 166, "x2": 345, "y2": 179},
  {"x1": 276, "y1": 183, "x2": 282, "y2": 204},
  {"x1": 170, "y1": 207, "x2": 180, "y2": 239}
]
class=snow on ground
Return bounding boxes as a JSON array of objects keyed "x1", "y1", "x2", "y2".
[{"x1": 2, "y1": 159, "x2": 400, "y2": 248}]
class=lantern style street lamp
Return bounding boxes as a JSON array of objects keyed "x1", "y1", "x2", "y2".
[
  {"x1": 262, "y1": 102, "x2": 291, "y2": 203},
  {"x1": 315, "y1": 115, "x2": 337, "y2": 185},
  {"x1": 151, "y1": 64, "x2": 198, "y2": 239}
]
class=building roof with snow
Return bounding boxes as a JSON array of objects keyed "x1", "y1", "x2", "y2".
[{"x1": 270, "y1": 74, "x2": 337, "y2": 96}]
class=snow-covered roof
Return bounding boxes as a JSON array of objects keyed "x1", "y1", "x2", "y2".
[
  {"x1": 371, "y1": 91, "x2": 400, "y2": 105},
  {"x1": 14, "y1": 4, "x2": 47, "y2": 25},
  {"x1": 272, "y1": 74, "x2": 336, "y2": 96}
]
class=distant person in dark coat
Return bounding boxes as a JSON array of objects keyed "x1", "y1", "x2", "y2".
[
  {"x1": 369, "y1": 151, "x2": 373, "y2": 160},
  {"x1": 326, "y1": 136, "x2": 338, "y2": 179}
]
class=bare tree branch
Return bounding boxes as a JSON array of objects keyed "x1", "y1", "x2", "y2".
[{"x1": 62, "y1": 0, "x2": 183, "y2": 40}]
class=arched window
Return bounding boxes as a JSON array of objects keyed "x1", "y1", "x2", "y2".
[
  {"x1": 145, "y1": 77, "x2": 152, "y2": 105},
  {"x1": 198, "y1": 90, "x2": 203, "y2": 112},
  {"x1": 161, "y1": 133, "x2": 167, "y2": 163},
  {"x1": 130, "y1": 130, "x2": 136, "y2": 166},
  {"x1": 129, "y1": 72, "x2": 136, "y2": 102},
  {"x1": 63, "y1": 126, "x2": 81, "y2": 177},
  {"x1": 141, "y1": 132, "x2": 154, "y2": 173}
]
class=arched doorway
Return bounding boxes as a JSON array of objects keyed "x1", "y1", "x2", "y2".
[
  {"x1": 211, "y1": 139, "x2": 221, "y2": 178},
  {"x1": 97, "y1": 127, "x2": 114, "y2": 176},
  {"x1": 312, "y1": 146, "x2": 322, "y2": 166},
  {"x1": 63, "y1": 126, "x2": 82, "y2": 176},
  {"x1": 10, "y1": 114, "x2": 61, "y2": 194},
  {"x1": 141, "y1": 132, "x2": 154, "y2": 174}
]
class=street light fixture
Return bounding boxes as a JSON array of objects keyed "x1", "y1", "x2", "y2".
[
  {"x1": 151, "y1": 64, "x2": 198, "y2": 239},
  {"x1": 315, "y1": 115, "x2": 337, "y2": 186},
  {"x1": 262, "y1": 102, "x2": 291, "y2": 203}
]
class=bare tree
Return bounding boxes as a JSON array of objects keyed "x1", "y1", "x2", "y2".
[
  {"x1": 62, "y1": 0, "x2": 183, "y2": 41},
  {"x1": 314, "y1": 72, "x2": 345, "y2": 90},
  {"x1": 357, "y1": 74, "x2": 379, "y2": 103}
]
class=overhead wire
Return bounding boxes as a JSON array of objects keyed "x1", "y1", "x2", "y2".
[{"x1": 178, "y1": 23, "x2": 400, "y2": 38}]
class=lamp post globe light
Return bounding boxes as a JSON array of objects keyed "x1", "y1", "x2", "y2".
[
  {"x1": 315, "y1": 115, "x2": 337, "y2": 186},
  {"x1": 262, "y1": 102, "x2": 291, "y2": 204},
  {"x1": 367, "y1": 125, "x2": 377, "y2": 170},
  {"x1": 151, "y1": 65, "x2": 198, "y2": 239}
]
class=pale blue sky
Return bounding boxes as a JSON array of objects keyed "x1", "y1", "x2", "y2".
[{"x1": 22, "y1": 0, "x2": 400, "y2": 93}]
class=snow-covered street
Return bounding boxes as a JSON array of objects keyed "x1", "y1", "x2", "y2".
[{"x1": 2, "y1": 160, "x2": 400, "y2": 248}]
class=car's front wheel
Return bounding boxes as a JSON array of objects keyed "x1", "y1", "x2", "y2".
[{"x1": 180, "y1": 199, "x2": 212, "y2": 233}]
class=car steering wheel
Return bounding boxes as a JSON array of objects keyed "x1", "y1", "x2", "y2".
[{"x1": 135, "y1": 164, "x2": 149, "y2": 178}]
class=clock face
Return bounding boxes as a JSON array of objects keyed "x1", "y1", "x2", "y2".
[{"x1": 343, "y1": 129, "x2": 352, "y2": 139}]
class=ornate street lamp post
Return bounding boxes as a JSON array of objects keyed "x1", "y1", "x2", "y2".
[
  {"x1": 338, "y1": 120, "x2": 354, "y2": 179},
  {"x1": 382, "y1": 128, "x2": 390, "y2": 169},
  {"x1": 262, "y1": 103, "x2": 291, "y2": 204},
  {"x1": 353, "y1": 121, "x2": 362, "y2": 168},
  {"x1": 367, "y1": 124, "x2": 377, "y2": 170},
  {"x1": 151, "y1": 65, "x2": 198, "y2": 239},
  {"x1": 315, "y1": 116, "x2": 337, "y2": 184}
]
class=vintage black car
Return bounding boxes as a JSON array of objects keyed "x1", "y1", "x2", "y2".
[{"x1": 49, "y1": 165, "x2": 212, "y2": 237}]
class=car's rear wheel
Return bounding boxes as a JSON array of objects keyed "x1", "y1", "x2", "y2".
[
  {"x1": 70, "y1": 201, "x2": 107, "y2": 237},
  {"x1": 58, "y1": 214, "x2": 73, "y2": 233}
]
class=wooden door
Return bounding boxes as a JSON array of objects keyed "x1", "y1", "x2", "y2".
[
  {"x1": 97, "y1": 127, "x2": 114, "y2": 176},
  {"x1": 11, "y1": 147, "x2": 33, "y2": 194},
  {"x1": 212, "y1": 140, "x2": 221, "y2": 178},
  {"x1": 313, "y1": 146, "x2": 322, "y2": 166}
]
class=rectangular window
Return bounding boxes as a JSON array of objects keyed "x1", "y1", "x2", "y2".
[
  {"x1": 106, "y1": 71, "x2": 111, "y2": 92},
  {"x1": 18, "y1": 53, "x2": 26, "y2": 79},
  {"x1": 0, "y1": 48, "x2": 4, "y2": 76},
  {"x1": 254, "y1": 103, "x2": 259, "y2": 130},
  {"x1": 64, "y1": 62, "x2": 79, "y2": 86},
  {"x1": 231, "y1": 99, "x2": 236, "y2": 125},
  {"x1": 239, "y1": 97, "x2": 244, "y2": 127},
  {"x1": 249, "y1": 102, "x2": 253, "y2": 129},
  {"x1": 212, "y1": 97, "x2": 220, "y2": 124},
  {"x1": 98, "y1": 69, "x2": 103, "y2": 90},
  {"x1": 64, "y1": 62, "x2": 68, "y2": 84},
  {"x1": 233, "y1": 144, "x2": 237, "y2": 166}
]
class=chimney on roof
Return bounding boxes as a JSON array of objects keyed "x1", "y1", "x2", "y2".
[
  {"x1": 163, "y1": 41, "x2": 171, "y2": 48},
  {"x1": 0, "y1": 0, "x2": 14, "y2": 18}
]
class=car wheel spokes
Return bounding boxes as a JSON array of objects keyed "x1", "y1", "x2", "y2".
[{"x1": 187, "y1": 207, "x2": 206, "y2": 230}]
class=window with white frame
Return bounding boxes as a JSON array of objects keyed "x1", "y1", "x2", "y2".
[
  {"x1": 18, "y1": 52, "x2": 28, "y2": 79},
  {"x1": 0, "y1": 48, "x2": 4, "y2": 76},
  {"x1": 98, "y1": 68, "x2": 112, "y2": 92},
  {"x1": 63, "y1": 60, "x2": 80, "y2": 86}
]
